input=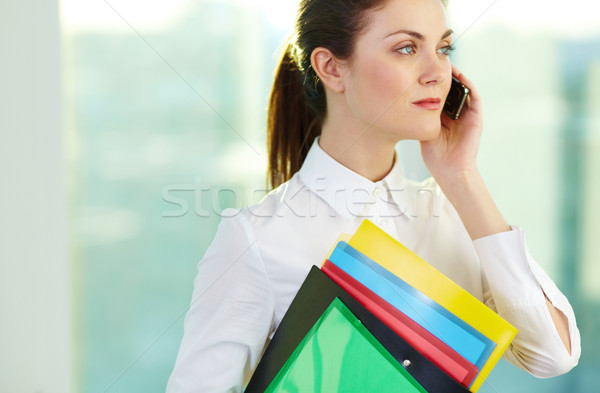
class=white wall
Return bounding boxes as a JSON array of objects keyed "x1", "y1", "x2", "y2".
[{"x1": 0, "y1": 1, "x2": 74, "y2": 392}]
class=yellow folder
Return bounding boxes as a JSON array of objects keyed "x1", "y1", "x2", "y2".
[{"x1": 347, "y1": 219, "x2": 518, "y2": 392}]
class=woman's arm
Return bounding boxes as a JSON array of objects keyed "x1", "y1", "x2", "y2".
[
  {"x1": 438, "y1": 168, "x2": 572, "y2": 355},
  {"x1": 473, "y1": 227, "x2": 580, "y2": 376},
  {"x1": 166, "y1": 210, "x2": 275, "y2": 393},
  {"x1": 420, "y1": 67, "x2": 575, "y2": 363}
]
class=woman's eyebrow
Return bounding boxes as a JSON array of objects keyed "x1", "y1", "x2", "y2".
[
  {"x1": 385, "y1": 28, "x2": 454, "y2": 40},
  {"x1": 441, "y1": 29, "x2": 454, "y2": 39}
]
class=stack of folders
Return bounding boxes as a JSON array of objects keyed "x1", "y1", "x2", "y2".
[{"x1": 244, "y1": 219, "x2": 518, "y2": 393}]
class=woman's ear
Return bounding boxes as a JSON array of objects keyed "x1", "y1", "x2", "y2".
[{"x1": 310, "y1": 47, "x2": 345, "y2": 93}]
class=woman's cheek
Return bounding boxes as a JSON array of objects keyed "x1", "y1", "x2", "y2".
[{"x1": 371, "y1": 62, "x2": 403, "y2": 96}]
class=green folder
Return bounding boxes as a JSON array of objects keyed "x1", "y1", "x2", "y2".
[{"x1": 264, "y1": 297, "x2": 427, "y2": 393}]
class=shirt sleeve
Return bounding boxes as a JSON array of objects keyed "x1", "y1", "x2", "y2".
[
  {"x1": 473, "y1": 226, "x2": 581, "y2": 378},
  {"x1": 166, "y1": 209, "x2": 276, "y2": 393}
]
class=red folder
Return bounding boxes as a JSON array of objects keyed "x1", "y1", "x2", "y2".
[{"x1": 322, "y1": 260, "x2": 478, "y2": 388}]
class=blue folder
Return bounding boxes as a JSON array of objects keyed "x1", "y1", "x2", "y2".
[{"x1": 329, "y1": 241, "x2": 496, "y2": 372}]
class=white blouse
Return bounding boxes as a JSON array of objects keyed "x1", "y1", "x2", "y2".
[{"x1": 166, "y1": 138, "x2": 580, "y2": 393}]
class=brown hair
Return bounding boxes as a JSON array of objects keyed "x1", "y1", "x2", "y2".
[{"x1": 266, "y1": 0, "x2": 388, "y2": 189}]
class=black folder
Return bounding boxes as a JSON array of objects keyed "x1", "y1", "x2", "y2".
[{"x1": 244, "y1": 265, "x2": 470, "y2": 393}]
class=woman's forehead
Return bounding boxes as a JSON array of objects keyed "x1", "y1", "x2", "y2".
[{"x1": 359, "y1": 0, "x2": 449, "y2": 41}]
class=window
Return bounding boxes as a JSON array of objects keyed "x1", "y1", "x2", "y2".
[{"x1": 57, "y1": 0, "x2": 599, "y2": 391}]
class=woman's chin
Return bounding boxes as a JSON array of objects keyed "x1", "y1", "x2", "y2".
[
  {"x1": 380, "y1": 118, "x2": 442, "y2": 142},
  {"x1": 415, "y1": 121, "x2": 442, "y2": 142}
]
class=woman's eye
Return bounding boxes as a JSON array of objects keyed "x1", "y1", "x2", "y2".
[
  {"x1": 396, "y1": 45, "x2": 416, "y2": 55},
  {"x1": 437, "y1": 44, "x2": 456, "y2": 55}
]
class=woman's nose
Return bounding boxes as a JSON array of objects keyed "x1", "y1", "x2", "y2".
[{"x1": 418, "y1": 53, "x2": 450, "y2": 86}]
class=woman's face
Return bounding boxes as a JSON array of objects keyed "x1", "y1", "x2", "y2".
[{"x1": 340, "y1": 0, "x2": 453, "y2": 141}]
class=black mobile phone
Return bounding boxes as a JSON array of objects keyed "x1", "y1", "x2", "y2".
[{"x1": 443, "y1": 77, "x2": 470, "y2": 120}]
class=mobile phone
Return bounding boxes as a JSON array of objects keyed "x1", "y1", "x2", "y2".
[{"x1": 443, "y1": 77, "x2": 470, "y2": 120}]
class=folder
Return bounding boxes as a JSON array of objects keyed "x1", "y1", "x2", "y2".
[
  {"x1": 322, "y1": 260, "x2": 478, "y2": 388},
  {"x1": 348, "y1": 219, "x2": 518, "y2": 392},
  {"x1": 328, "y1": 241, "x2": 496, "y2": 372},
  {"x1": 264, "y1": 297, "x2": 427, "y2": 393},
  {"x1": 245, "y1": 266, "x2": 470, "y2": 393}
]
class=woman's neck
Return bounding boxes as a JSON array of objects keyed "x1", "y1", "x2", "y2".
[{"x1": 318, "y1": 113, "x2": 397, "y2": 183}]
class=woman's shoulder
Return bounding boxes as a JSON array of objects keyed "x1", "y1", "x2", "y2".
[
  {"x1": 401, "y1": 176, "x2": 455, "y2": 219},
  {"x1": 403, "y1": 175, "x2": 440, "y2": 192},
  {"x1": 410, "y1": 175, "x2": 447, "y2": 202},
  {"x1": 218, "y1": 173, "x2": 309, "y2": 238},
  {"x1": 212, "y1": 174, "x2": 326, "y2": 283}
]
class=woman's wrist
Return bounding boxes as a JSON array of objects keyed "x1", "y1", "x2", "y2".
[
  {"x1": 435, "y1": 168, "x2": 511, "y2": 240},
  {"x1": 433, "y1": 166, "x2": 480, "y2": 199}
]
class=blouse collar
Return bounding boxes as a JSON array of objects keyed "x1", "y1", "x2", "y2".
[{"x1": 298, "y1": 137, "x2": 413, "y2": 220}]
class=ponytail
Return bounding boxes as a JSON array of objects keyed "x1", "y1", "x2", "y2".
[
  {"x1": 267, "y1": 41, "x2": 322, "y2": 190},
  {"x1": 267, "y1": 0, "x2": 418, "y2": 189}
]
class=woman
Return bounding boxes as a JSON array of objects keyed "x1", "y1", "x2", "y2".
[{"x1": 167, "y1": 0, "x2": 581, "y2": 391}]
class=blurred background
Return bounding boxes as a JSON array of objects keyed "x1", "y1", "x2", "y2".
[{"x1": 1, "y1": 0, "x2": 598, "y2": 392}]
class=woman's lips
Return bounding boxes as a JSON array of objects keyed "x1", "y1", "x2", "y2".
[{"x1": 412, "y1": 98, "x2": 442, "y2": 110}]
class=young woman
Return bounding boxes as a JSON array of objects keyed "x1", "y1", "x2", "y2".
[{"x1": 167, "y1": 0, "x2": 581, "y2": 391}]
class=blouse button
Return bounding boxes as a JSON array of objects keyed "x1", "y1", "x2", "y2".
[
  {"x1": 373, "y1": 188, "x2": 382, "y2": 198},
  {"x1": 402, "y1": 359, "x2": 411, "y2": 368},
  {"x1": 377, "y1": 218, "x2": 388, "y2": 226}
]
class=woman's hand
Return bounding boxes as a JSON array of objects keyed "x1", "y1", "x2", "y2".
[
  {"x1": 420, "y1": 65, "x2": 483, "y2": 184},
  {"x1": 420, "y1": 65, "x2": 510, "y2": 240}
]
